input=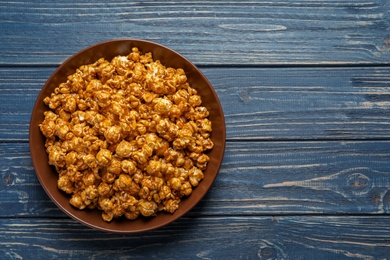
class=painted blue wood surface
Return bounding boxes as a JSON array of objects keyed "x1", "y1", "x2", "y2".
[
  {"x1": 1, "y1": 216, "x2": 389, "y2": 259},
  {"x1": 1, "y1": 0, "x2": 390, "y2": 259},
  {"x1": 2, "y1": 142, "x2": 390, "y2": 217},
  {"x1": 2, "y1": 67, "x2": 390, "y2": 141},
  {"x1": 0, "y1": 0, "x2": 389, "y2": 65}
]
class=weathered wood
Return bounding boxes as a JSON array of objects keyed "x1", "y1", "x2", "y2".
[
  {"x1": 2, "y1": 67, "x2": 390, "y2": 141},
  {"x1": 2, "y1": 1, "x2": 390, "y2": 258},
  {"x1": 2, "y1": 141, "x2": 390, "y2": 217},
  {"x1": 208, "y1": 66, "x2": 390, "y2": 140},
  {"x1": 1, "y1": 0, "x2": 389, "y2": 65},
  {"x1": 0, "y1": 216, "x2": 389, "y2": 259}
]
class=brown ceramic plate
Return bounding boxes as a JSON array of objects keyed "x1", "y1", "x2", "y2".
[{"x1": 29, "y1": 39, "x2": 226, "y2": 233}]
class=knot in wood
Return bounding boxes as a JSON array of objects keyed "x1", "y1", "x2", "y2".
[
  {"x1": 2, "y1": 173, "x2": 15, "y2": 186},
  {"x1": 258, "y1": 246, "x2": 277, "y2": 259},
  {"x1": 347, "y1": 172, "x2": 371, "y2": 195}
]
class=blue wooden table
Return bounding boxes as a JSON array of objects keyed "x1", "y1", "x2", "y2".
[{"x1": 1, "y1": 1, "x2": 390, "y2": 259}]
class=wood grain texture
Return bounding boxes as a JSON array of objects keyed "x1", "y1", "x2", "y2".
[
  {"x1": 0, "y1": 216, "x2": 389, "y2": 259},
  {"x1": 2, "y1": 141, "x2": 390, "y2": 217},
  {"x1": 2, "y1": 1, "x2": 390, "y2": 258},
  {"x1": 0, "y1": 0, "x2": 389, "y2": 65},
  {"x1": 2, "y1": 66, "x2": 390, "y2": 141}
]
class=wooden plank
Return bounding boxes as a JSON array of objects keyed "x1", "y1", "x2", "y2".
[
  {"x1": 1, "y1": 1, "x2": 390, "y2": 65},
  {"x1": 0, "y1": 216, "x2": 389, "y2": 259},
  {"x1": 2, "y1": 66, "x2": 390, "y2": 141},
  {"x1": 209, "y1": 66, "x2": 390, "y2": 140},
  {"x1": 2, "y1": 141, "x2": 390, "y2": 217}
]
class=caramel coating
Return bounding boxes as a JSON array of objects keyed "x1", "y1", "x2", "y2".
[{"x1": 39, "y1": 47, "x2": 214, "y2": 222}]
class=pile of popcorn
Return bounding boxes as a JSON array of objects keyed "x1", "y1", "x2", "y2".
[{"x1": 39, "y1": 48, "x2": 213, "y2": 222}]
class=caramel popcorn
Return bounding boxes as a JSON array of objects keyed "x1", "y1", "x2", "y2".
[{"x1": 39, "y1": 47, "x2": 214, "y2": 222}]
